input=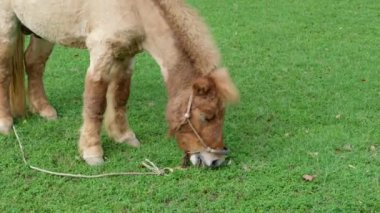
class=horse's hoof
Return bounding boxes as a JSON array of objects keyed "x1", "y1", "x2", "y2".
[
  {"x1": 81, "y1": 145, "x2": 104, "y2": 166},
  {"x1": 39, "y1": 106, "x2": 58, "y2": 120},
  {"x1": 126, "y1": 137, "x2": 140, "y2": 148},
  {"x1": 115, "y1": 131, "x2": 140, "y2": 148},
  {"x1": 0, "y1": 118, "x2": 13, "y2": 135},
  {"x1": 0, "y1": 125, "x2": 11, "y2": 135},
  {"x1": 83, "y1": 156, "x2": 104, "y2": 166}
]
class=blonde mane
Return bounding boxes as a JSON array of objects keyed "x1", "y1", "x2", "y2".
[{"x1": 152, "y1": 0, "x2": 221, "y2": 75}]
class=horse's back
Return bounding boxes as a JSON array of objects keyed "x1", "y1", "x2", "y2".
[
  {"x1": 9, "y1": 0, "x2": 87, "y2": 47},
  {"x1": 9, "y1": 0, "x2": 143, "y2": 49}
]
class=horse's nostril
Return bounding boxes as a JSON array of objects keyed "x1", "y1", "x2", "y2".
[
  {"x1": 211, "y1": 159, "x2": 218, "y2": 167},
  {"x1": 221, "y1": 147, "x2": 229, "y2": 155}
]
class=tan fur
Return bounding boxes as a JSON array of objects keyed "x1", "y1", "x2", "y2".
[
  {"x1": 0, "y1": 0, "x2": 239, "y2": 166},
  {"x1": 9, "y1": 30, "x2": 26, "y2": 117}
]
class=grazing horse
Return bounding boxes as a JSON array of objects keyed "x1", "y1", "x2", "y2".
[{"x1": 0, "y1": 0, "x2": 239, "y2": 167}]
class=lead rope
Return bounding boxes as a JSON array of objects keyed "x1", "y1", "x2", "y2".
[{"x1": 12, "y1": 126, "x2": 173, "y2": 178}]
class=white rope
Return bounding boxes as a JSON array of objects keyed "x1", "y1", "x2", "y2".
[
  {"x1": 184, "y1": 93, "x2": 193, "y2": 119},
  {"x1": 12, "y1": 126, "x2": 173, "y2": 178}
]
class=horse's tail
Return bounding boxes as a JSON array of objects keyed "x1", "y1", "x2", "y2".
[
  {"x1": 152, "y1": 0, "x2": 220, "y2": 74},
  {"x1": 9, "y1": 30, "x2": 26, "y2": 117}
]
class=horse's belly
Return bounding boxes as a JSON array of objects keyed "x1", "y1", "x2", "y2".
[{"x1": 12, "y1": 0, "x2": 88, "y2": 48}]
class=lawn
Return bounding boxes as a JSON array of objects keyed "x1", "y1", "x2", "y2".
[{"x1": 1, "y1": 0, "x2": 379, "y2": 211}]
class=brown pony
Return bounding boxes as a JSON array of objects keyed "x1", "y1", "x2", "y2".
[{"x1": 0, "y1": 0, "x2": 239, "y2": 167}]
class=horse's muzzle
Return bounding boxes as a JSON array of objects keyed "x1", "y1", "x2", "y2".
[{"x1": 190, "y1": 147, "x2": 229, "y2": 168}]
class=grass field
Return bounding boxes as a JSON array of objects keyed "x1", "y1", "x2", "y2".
[{"x1": 1, "y1": 0, "x2": 379, "y2": 211}]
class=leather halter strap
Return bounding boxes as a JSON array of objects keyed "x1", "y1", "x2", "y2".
[{"x1": 178, "y1": 94, "x2": 229, "y2": 155}]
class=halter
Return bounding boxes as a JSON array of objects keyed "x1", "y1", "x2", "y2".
[{"x1": 177, "y1": 94, "x2": 229, "y2": 155}]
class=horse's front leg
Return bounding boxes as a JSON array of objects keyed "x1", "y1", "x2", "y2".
[
  {"x1": 79, "y1": 66, "x2": 108, "y2": 165},
  {"x1": 25, "y1": 35, "x2": 57, "y2": 119},
  {"x1": 104, "y1": 58, "x2": 140, "y2": 147},
  {"x1": 80, "y1": 28, "x2": 143, "y2": 165}
]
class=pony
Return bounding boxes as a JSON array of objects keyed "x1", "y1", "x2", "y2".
[{"x1": 0, "y1": 0, "x2": 239, "y2": 168}]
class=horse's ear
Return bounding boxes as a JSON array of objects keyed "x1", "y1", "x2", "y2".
[{"x1": 210, "y1": 68, "x2": 240, "y2": 103}]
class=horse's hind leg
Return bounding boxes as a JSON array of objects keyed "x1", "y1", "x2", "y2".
[
  {"x1": 0, "y1": 9, "x2": 18, "y2": 134},
  {"x1": 25, "y1": 35, "x2": 57, "y2": 119},
  {"x1": 104, "y1": 58, "x2": 140, "y2": 147},
  {"x1": 0, "y1": 44, "x2": 14, "y2": 134}
]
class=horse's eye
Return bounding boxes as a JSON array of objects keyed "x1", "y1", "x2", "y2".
[
  {"x1": 204, "y1": 114, "x2": 215, "y2": 122},
  {"x1": 199, "y1": 112, "x2": 216, "y2": 123}
]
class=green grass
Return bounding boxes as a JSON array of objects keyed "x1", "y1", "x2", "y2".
[{"x1": 1, "y1": 0, "x2": 380, "y2": 211}]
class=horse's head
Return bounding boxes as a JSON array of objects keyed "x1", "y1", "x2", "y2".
[{"x1": 167, "y1": 68, "x2": 239, "y2": 168}]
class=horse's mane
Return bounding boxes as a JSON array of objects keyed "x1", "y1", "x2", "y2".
[{"x1": 152, "y1": 0, "x2": 221, "y2": 75}]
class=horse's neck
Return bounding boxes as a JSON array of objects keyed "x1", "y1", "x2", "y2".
[
  {"x1": 142, "y1": 28, "x2": 181, "y2": 84},
  {"x1": 140, "y1": 0, "x2": 195, "y2": 97}
]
